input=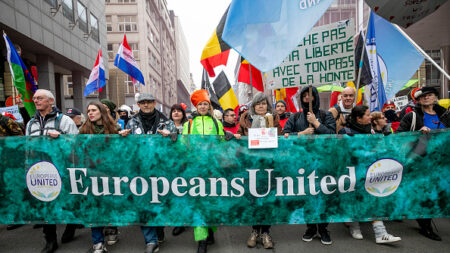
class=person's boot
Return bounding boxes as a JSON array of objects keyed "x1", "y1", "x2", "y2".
[
  {"x1": 61, "y1": 224, "x2": 76, "y2": 243},
  {"x1": 302, "y1": 224, "x2": 317, "y2": 242},
  {"x1": 41, "y1": 239, "x2": 58, "y2": 253},
  {"x1": 261, "y1": 232, "x2": 274, "y2": 249},
  {"x1": 247, "y1": 230, "x2": 259, "y2": 248},
  {"x1": 90, "y1": 242, "x2": 107, "y2": 253},
  {"x1": 418, "y1": 220, "x2": 442, "y2": 241},
  {"x1": 197, "y1": 240, "x2": 207, "y2": 253},
  {"x1": 172, "y1": 227, "x2": 185, "y2": 236},
  {"x1": 6, "y1": 224, "x2": 23, "y2": 230},
  {"x1": 105, "y1": 227, "x2": 119, "y2": 246},
  {"x1": 206, "y1": 228, "x2": 215, "y2": 245},
  {"x1": 156, "y1": 227, "x2": 165, "y2": 244}
]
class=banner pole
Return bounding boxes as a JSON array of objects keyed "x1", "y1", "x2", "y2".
[
  {"x1": 354, "y1": 14, "x2": 371, "y2": 105},
  {"x1": 393, "y1": 24, "x2": 450, "y2": 81},
  {"x1": 308, "y1": 84, "x2": 312, "y2": 128}
]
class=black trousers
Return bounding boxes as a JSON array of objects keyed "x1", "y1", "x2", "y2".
[
  {"x1": 252, "y1": 225, "x2": 271, "y2": 234},
  {"x1": 306, "y1": 223, "x2": 328, "y2": 231},
  {"x1": 43, "y1": 224, "x2": 78, "y2": 242},
  {"x1": 417, "y1": 218, "x2": 432, "y2": 229}
]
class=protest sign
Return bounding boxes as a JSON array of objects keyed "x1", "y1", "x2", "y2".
[
  {"x1": 391, "y1": 95, "x2": 409, "y2": 111},
  {"x1": 248, "y1": 128, "x2": 278, "y2": 149},
  {"x1": 0, "y1": 130, "x2": 449, "y2": 226},
  {"x1": 0, "y1": 105, "x2": 23, "y2": 122},
  {"x1": 267, "y1": 19, "x2": 355, "y2": 90}
]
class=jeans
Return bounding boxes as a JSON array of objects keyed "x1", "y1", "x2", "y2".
[
  {"x1": 91, "y1": 227, "x2": 105, "y2": 244},
  {"x1": 141, "y1": 226, "x2": 158, "y2": 244}
]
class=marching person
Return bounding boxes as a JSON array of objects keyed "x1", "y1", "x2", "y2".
[
  {"x1": 182, "y1": 89, "x2": 225, "y2": 253},
  {"x1": 222, "y1": 108, "x2": 239, "y2": 134},
  {"x1": 339, "y1": 105, "x2": 402, "y2": 244},
  {"x1": 79, "y1": 101, "x2": 121, "y2": 253},
  {"x1": 397, "y1": 86, "x2": 449, "y2": 241},
  {"x1": 121, "y1": 93, "x2": 177, "y2": 253},
  {"x1": 370, "y1": 112, "x2": 392, "y2": 134},
  {"x1": 25, "y1": 89, "x2": 79, "y2": 253},
  {"x1": 329, "y1": 87, "x2": 355, "y2": 133},
  {"x1": 0, "y1": 111, "x2": 23, "y2": 136},
  {"x1": 275, "y1": 100, "x2": 291, "y2": 129},
  {"x1": 282, "y1": 86, "x2": 335, "y2": 245},
  {"x1": 65, "y1": 107, "x2": 84, "y2": 128},
  {"x1": 235, "y1": 92, "x2": 282, "y2": 249},
  {"x1": 170, "y1": 103, "x2": 188, "y2": 134}
]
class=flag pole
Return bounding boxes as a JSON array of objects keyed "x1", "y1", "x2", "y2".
[
  {"x1": 354, "y1": 15, "x2": 371, "y2": 105},
  {"x1": 393, "y1": 24, "x2": 450, "y2": 81},
  {"x1": 308, "y1": 84, "x2": 312, "y2": 128}
]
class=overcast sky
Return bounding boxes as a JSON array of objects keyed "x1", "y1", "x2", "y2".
[{"x1": 167, "y1": 0, "x2": 238, "y2": 89}]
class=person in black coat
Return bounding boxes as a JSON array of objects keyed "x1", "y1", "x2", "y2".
[
  {"x1": 283, "y1": 86, "x2": 335, "y2": 245},
  {"x1": 283, "y1": 86, "x2": 336, "y2": 136},
  {"x1": 397, "y1": 86, "x2": 448, "y2": 241}
]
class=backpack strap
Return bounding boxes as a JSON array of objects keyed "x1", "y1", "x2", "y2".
[
  {"x1": 54, "y1": 113, "x2": 64, "y2": 133},
  {"x1": 188, "y1": 119, "x2": 193, "y2": 135},
  {"x1": 410, "y1": 111, "x2": 416, "y2": 131},
  {"x1": 212, "y1": 117, "x2": 219, "y2": 135}
]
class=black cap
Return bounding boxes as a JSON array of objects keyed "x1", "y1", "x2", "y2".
[
  {"x1": 414, "y1": 87, "x2": 439, "y2": 99},
  {"x1": 65, "y1": 108, "x2": 82, "y2": 117}
]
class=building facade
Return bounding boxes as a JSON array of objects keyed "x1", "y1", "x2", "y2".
[
  {"x1": 0, "y1": 0, "x2": 107, "y2": 112},
  {"x1": 105, "y1": 0, "x2": 178, "y2": 114}
]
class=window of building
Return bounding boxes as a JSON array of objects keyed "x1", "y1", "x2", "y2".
[
  {"x1": 44, "y1": 0, "x2": 58, "y2": 8},
  {"x1": 106, "y1": 15, "x2": 112, "y2": 32},
  {"x1": 118, "y1": 16, "x2": 137, "y2": 32},
  {"x1": 129, "y1": 43, "x2": 139, "y2": 59},
  {"x1": 62, "y1": 0, "x2": 74, "y2": 22},
  {"x1": 119, "y1": 0, "x2": 136, "y2": 3},
  {"x1": 425, "y1": 50, "x2": 441, "y2": 86},
  {"x1": 125, "y1": 76, "x2": 137, "y2": 94},
  {"x1": 107, "y1": 44, "x2": 114, "y2": 60},
  {"x1": 90, "y1": 13, "x2": 99, "y2": 42},
  {"x1": 64, "y1": 75, "x2": 73, "y2": 97},
  {"x1": 77, "y1": 1, "x2": 88, "y2": 33}
]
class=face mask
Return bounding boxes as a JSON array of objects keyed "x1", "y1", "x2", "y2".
[{"x1": 120, "y1": 115, "x2": 128, "y2": 120}]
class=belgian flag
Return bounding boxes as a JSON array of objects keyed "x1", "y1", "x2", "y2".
[
  {"x1": 238, "y1": 57, "x2": 264, "y2": 92},
  {"x1": 212, "y1": 71, "x2": 239, "y2": 111},
  {"x1": 201, "y1": 69, "x2": 221, "y2": 110},
  {"x1": 200, "y1": 7, "x2": 231, "y2": 77}
]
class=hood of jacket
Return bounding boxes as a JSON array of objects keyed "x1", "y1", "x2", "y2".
[{"x1": 299, "y1": 86, "x2": 320, "y2": 114}]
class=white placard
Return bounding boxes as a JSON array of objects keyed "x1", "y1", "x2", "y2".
[
  {"x1": 391, "y1": 95, "x2": 408, "y2": 111},
  {"x1": 267, "y1": 19, "x2": 355, "y2": 89},
  {"x1": 248, "y1": 128, "x2": 278, "y2": 149},
  {"x1": 0, "y1": 105, "x2": 23, "y2": 122}
]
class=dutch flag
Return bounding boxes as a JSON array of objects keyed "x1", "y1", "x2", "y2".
[
  {"x1": 114, "y1": 34, "x2": 145, "y2": 86},
  {"x1": 84, "y1": 49, "x2": 106, "y2": 96}
]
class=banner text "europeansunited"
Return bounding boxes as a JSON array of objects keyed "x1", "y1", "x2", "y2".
[{"x1": 67, "y1": 167, "x2": 356, "y2": 203}]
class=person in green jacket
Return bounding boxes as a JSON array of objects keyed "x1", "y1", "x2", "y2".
[{"x1": 182, "y1": 89, "x2": 224, "y2": 253}]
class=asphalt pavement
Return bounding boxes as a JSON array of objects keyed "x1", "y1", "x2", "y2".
[{"x1": 1, "y1": 218, "x2": 449, "y2": 252}]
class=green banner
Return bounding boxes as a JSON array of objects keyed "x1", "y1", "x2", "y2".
[{"x1": 1, "y1": 130, "x2": 449, "y2": 226}]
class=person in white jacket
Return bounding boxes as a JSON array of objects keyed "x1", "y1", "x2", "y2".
[{"x1": 26, "y1": 89, "x2": 79, "y2": 253}]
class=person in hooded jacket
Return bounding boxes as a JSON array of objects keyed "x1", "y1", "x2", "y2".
[
  {"x1": 339, "y1": 105, "x2": 402, "y2": 244},
  {"x1": 222, "y1": 108, "x2": 239, "y2": 134},
  {"x1": 275, "y1": 100, "x2": 291, "y2": 129},
  {"x1": 397, "y1": 86, "x2": 448, "y2": 241},
  {"x1": 182, "y1": 89, "x2": 224, "y2": 253},
  {"x1": 235, "y1": 92, "x2": 282, "y2": 250},
  {"x1": 282, "y1": 86, "x2": 335, "y2": 245},
  {"x1": 283, "y1": 86, "x2": 336, "y2": 135}
]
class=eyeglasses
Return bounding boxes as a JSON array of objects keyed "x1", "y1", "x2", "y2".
[
  {"x1": 32, "y1": 96, "x2": 46, "y2": 101},
  {"x1": 226, "y1": 114, "x2": 236, "y2": 117}
]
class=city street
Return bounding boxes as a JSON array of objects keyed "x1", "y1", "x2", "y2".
[{"x1": 1, "y1": 218, "x2": 449, "y2": 252}]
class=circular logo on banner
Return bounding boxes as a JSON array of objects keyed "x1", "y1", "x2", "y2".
[
  {"x1": 26, "y1": 161, "x2": 62, "y2": 202},
  {"x1": 365, "y1": 158, "x2": 403, "y2": 197}
]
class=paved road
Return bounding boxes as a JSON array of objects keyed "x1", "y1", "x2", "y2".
[{"x1": 1, "y1": 218, "x2": 449, "y2": 252}]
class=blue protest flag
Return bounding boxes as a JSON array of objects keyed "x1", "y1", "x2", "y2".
[
  {"x1": 222, "y1": 0, "x2": 335, "y2": 72},
  {"x1": 369, "y1": 12, "x2": 424, "y2": 102}
]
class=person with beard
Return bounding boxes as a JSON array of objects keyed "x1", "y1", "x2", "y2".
[
  {"x1": 222, "y1": 108, "x2": 239, "y2": 134},
  {"x1": 275, "y1": 100, "x2": 291, "y2": 129},
  {"x1": 282, "y1": 86, "x2": 335, "y2": 245},
  {"x1": 120, "y1": 93, "x2": 176, "y2": 252},
  {"x1": 339, "y1": 105, "x2": 402, "y2": 244}
]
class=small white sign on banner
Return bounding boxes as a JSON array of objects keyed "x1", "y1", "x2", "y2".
[
  {"x1": 391, "y1": 95, "x2": 409, "y2": 111},
  {"x1": 267, "y1": 19, "x2": 356, "y2": 89},
  {"x1": 248, "y1": 128, "x2": 278, "y2": 149},
  {"x1": 0, "y1": 105, "x2": 23, "y2": 123}
]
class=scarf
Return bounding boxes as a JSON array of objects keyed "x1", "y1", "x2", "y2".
[
  {"x1": 338, "y1": 101, "x2": 352, "y2": 115},
  {"x1": 139, "y1": 110, "x2": 158, "y2": 134},
  {"x1": 93, "y1": 124, "x2": 105, "y2": 134},
  {"x1": 347, "y1": 118, "x2": 372, "y2": 134},
  {"x1": 223, "y1": 121, "x2": 236, "y2": 128},
  {"x1": 251, "y1": 114, "x2": 269, "y2": 128}
]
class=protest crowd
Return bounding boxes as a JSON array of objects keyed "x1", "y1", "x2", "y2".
[{"x1": 1, "y1": 84, "x2": 448, "y2": 253}]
